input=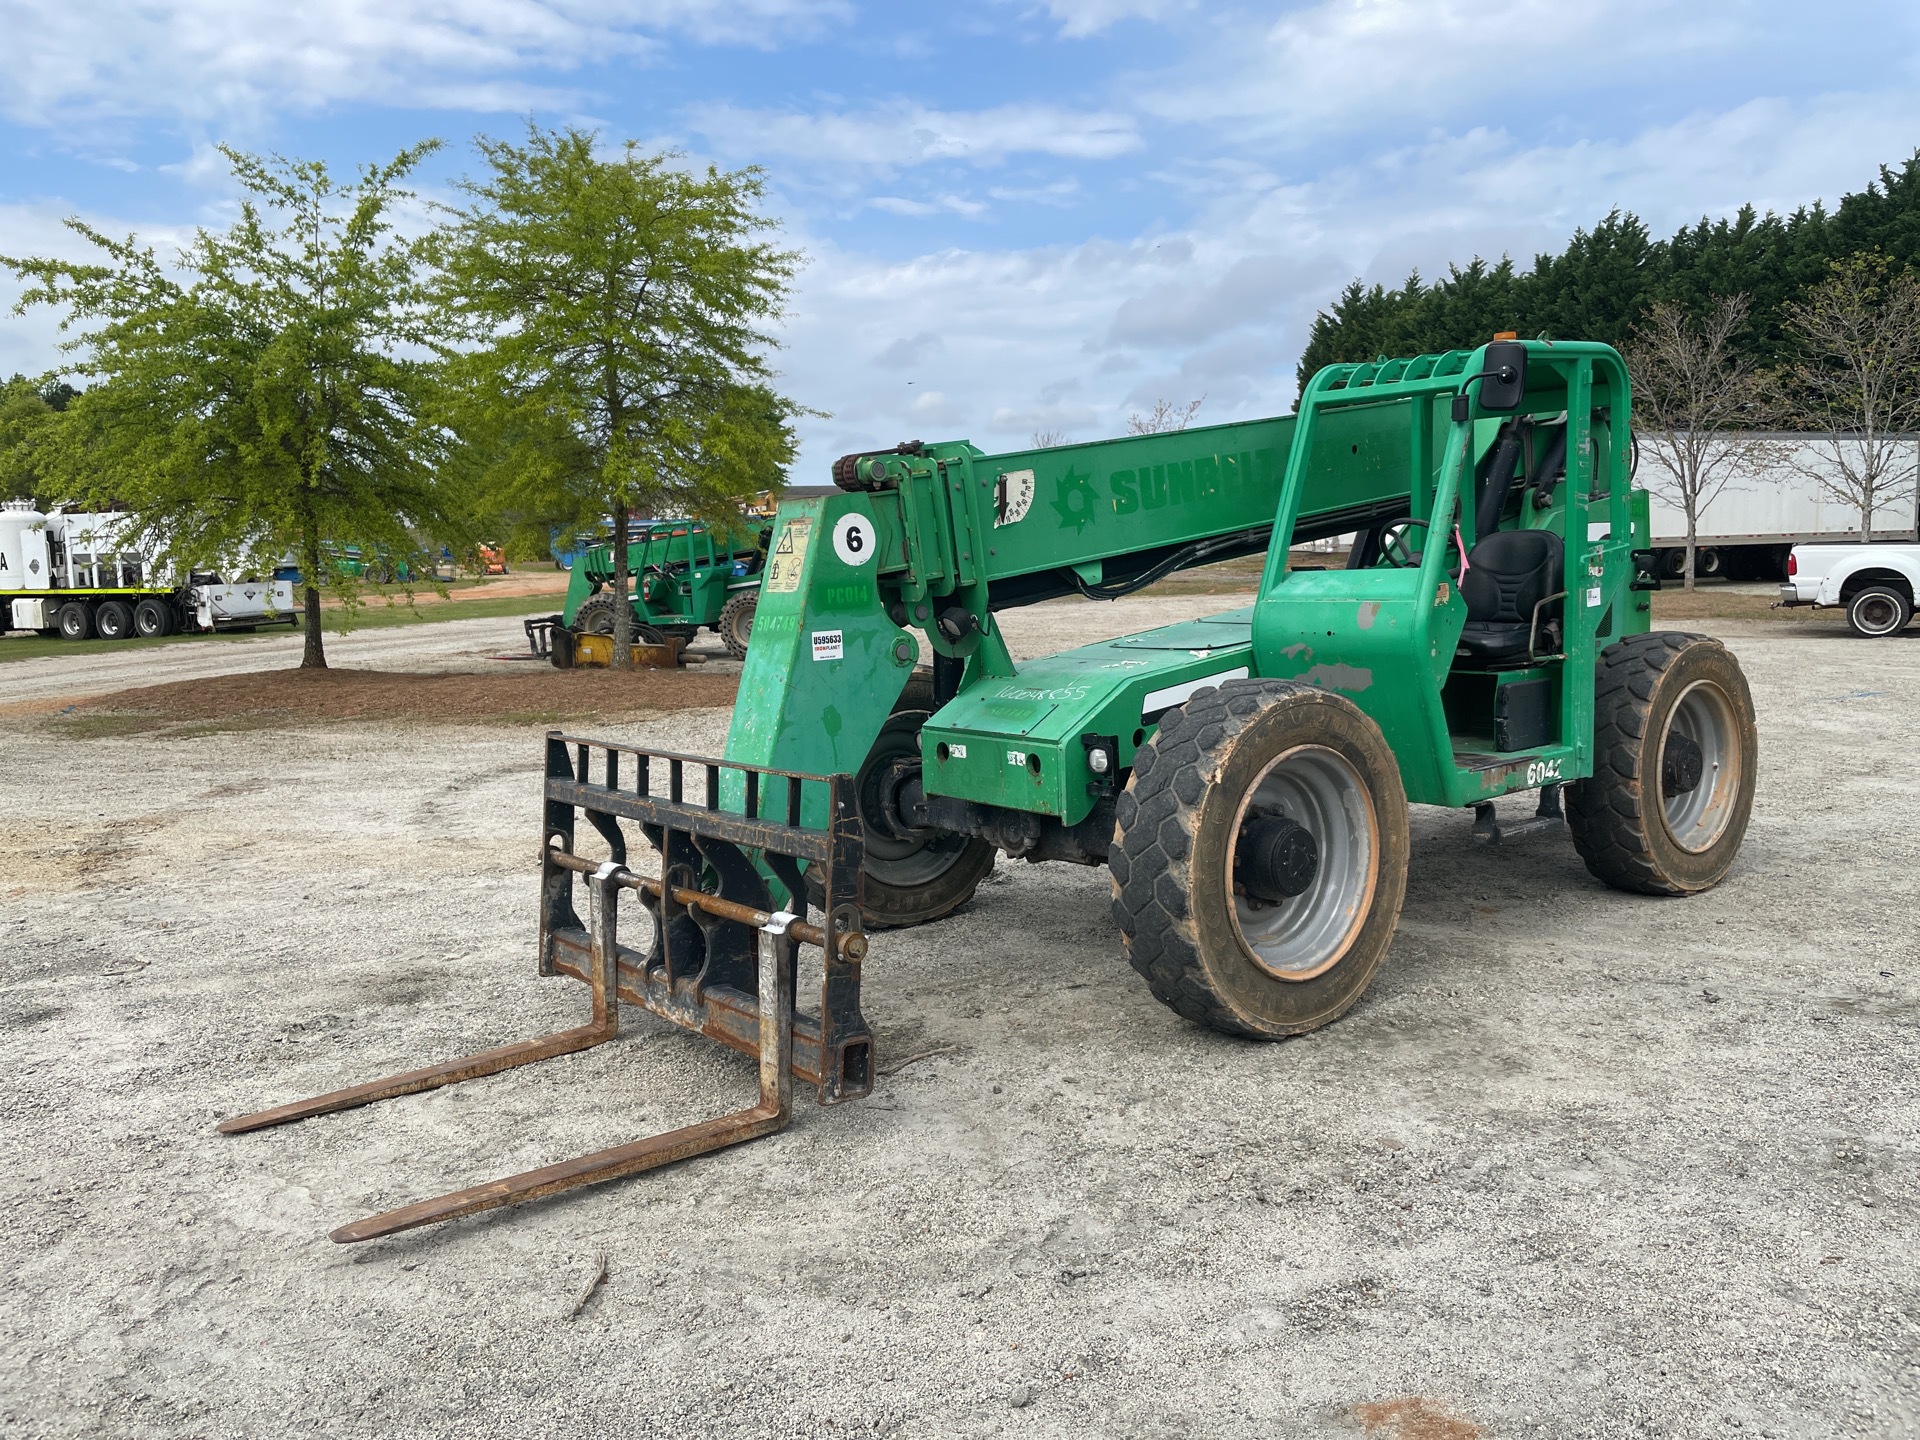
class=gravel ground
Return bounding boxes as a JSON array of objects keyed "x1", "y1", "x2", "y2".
[{"x1": 1, "y1": 599, "x2": 1915, "y2": 1440}]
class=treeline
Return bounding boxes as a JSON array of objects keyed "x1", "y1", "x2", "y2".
[{"x1": 1297, "y1": 154, "x2": 1920, "y2": 388}]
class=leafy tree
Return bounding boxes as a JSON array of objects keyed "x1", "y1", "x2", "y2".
[
  {"x1": 2, "y1": 143, "x2": 459, "y2": 667},
  {"x1": 432, "y1": 125, "x2": 804, "y2": 668},
  {"x1": 1779, "y1": 253, "x2": 1920, "y2": 541},
  {"x1": 0, "y1": 375, "x2": 65, "y2": 507},
  {"x1": 1626, "y1": 296, "x2": 1785, "y2": 588}
]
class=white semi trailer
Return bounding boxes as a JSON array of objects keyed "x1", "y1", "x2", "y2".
[
  {"x1": 0, "y1": 500, "x2": 296, "y2": 641},
  {"x1": 1643, "y1": 433, "x2": 1920, "y2": 582}
]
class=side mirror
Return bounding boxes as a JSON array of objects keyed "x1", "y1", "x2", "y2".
[{"x1": 1478, "y1": 340, "x2": 1528, "y2": 411}]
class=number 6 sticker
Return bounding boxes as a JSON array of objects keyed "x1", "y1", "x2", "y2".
[{"x1": 833, "y1": 513, "x2": 876, "y2": 567}]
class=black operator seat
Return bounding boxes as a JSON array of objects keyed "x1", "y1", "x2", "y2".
[{"x1": 1456, "y1": 527, "x2": 1563, "y2": 667}]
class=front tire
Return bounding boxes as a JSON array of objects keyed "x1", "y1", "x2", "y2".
[
  {"x1": 1111, "y1": 679, "x2": 1411, "y2": 1039},
  {"x1": 1846, "y1": 585, "x2": 1912, "y2": 638},
  {"x1": 718, "y1": 591, "x2": 757, "y2": 659},
  {"x1": 573, "y1": 592, "x2": 628, "y2": 636},
  {"x1": 1567, "y1": 633, "x2": 1757, "y2": 895},
  {"x1": 807, "y1": 670, "x2": 996, "y2": 929}
]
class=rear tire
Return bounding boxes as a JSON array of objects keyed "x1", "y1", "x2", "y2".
[
  {"x1": 56, "y1": 601, "x2": 92, "y2": 640},
  {"x1": 1567, "y1": 633, "x2": 1757, "y2": 896},
  {"x1": 807, "y1": 670, "x2": 996, "y2": 929},
  {"x1": 1111, "y1": 678, "x2": 1410, "y2": 1039},
  {"x1": 1846, "y1": 585, "x2": 1912, "y2": 638},
  {"x1": 718, "y1": 591, "x2": 757, "y2": 659},
  {"x1": 94, "y1": 600, "x2": 134, "y2": 640}
]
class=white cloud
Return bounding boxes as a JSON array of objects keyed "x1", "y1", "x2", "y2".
[
  {"x1": 869, "y1": 194, "x2": 990, "y2": 219},
  {"x1": 1030, "y1": 0, "x2": 1193, "y2": 38},
  {"x1": 1138, "y1": 0, "x2": 1790, "y2": 139},
  {"x1": 684, "y1": 101, "x2": 1141, "y2": 177},
  {"x1": 0, "y1": 0, "x2": 851, "y2": 128},
  {"x1": 769, "y1": 83, "x2": 1920, "y2": 477}
]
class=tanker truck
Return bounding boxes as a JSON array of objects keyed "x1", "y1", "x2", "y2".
[{"x1": 0, "y1": 500, "x2": 295, "y2": 641}]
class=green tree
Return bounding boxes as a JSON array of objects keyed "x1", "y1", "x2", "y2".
[
  {"x1": 1295, "y1": 152, "x2": 1920, "y2": 392},
  {"x1": 432, "y1": 125, "x2": 804, "y2": 668},
  {"x1": 0, "y1": 375, "x2": 65, "y2": 507},
  {"x1": 2, "y1": 142, "x2": 459, "y2": 668}
]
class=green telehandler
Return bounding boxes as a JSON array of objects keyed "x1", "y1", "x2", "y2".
[
  {"x1": 225, "y1": 338, "x2": 1758, "y2": 1242},
  {"x1": 529, "y1": 516, "x2": 770, "y2": 665}
]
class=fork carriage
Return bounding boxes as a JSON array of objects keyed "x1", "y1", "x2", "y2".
[{"x1": 220, "y1": 734, "x2": 870, "y2": 1244}]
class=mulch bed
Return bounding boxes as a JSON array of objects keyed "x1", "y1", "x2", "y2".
[{"x1": 70, "y1": 666, "x2": 740, "y2": 725}]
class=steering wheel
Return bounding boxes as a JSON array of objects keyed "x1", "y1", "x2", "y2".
[{"x1": 1375, "y1": 517, "x2": 1429, "y2": 569}]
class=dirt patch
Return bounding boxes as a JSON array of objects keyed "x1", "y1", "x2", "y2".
[
  {"x1": 318, "y1": 569, "x2": 571, "y2": 610},
  {"x1": 1353, "y1": 1396, "x2": 1482, "y2": 1439},
  {"x1": 56, "y1": 665, "x2": 738, "y2": 729}
]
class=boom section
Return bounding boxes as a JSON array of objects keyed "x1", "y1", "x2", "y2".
[{"x1": 836, "y1": 407, "x2": 1416, "y2": 614}]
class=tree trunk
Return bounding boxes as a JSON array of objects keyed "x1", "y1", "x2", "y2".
[
  {"x1": 610, "y1": 500, "x2": 632, "y2": 672},
  {"x1": 299, "y1": 526, "x2": 328, "y2": 670},
  {"x1": 1684, "y1": 507, "x2": 1697, "y2": 591}
]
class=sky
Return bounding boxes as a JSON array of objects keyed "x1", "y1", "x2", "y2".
[{"x1": 3, "y1": 0, "x2": 1919, "y2": 479}]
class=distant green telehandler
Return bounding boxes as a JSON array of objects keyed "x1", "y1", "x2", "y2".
[
  {"x1": 229, "y1": 338, "x2": 1759, "y2": 1242},
  {"x1": 535, "y1": 516, "x2": 770, "y2": 662}
]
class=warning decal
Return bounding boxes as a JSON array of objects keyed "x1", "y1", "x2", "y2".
[
  {"x1": 765, "y1": 517, "x2": 812, "y2": 593},
  {"x1": 994, "y1": 469, "x2": 1035, "y2": 527}
]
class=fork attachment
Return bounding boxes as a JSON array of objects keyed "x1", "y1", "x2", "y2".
[{"x1": 218, "y1": 733, "x2": 872, "y2": 1244}]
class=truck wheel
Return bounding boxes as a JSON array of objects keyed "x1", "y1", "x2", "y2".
[
  {"x1": 56, "y1": 601, "x2": 93, "y2": 640},
  {"x1": 133, "y1": 599, "x2": 171, "y2": 637},
  {"x1": 1567, "y1": 633, "x2": 1757, "y2": 896},
  {"x1": 95, "y1": 600, "x2": 134, "y2": 640},
  {"x1": 1845, "y1": 585, "x2": 1912, "y2": 638},
  {"x1": 1111, "y1": 679, "x2": 1411, "y2": 1039},
  {"x1": 807, "y1": 671, "x2": 995, "y2": 929},
  {"x1": 718, "y1": 592, "x2": 757, "y2": 659}
]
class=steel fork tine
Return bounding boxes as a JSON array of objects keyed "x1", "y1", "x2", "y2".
[
  {"x1": 326, "y1": 912, "x2": 797, "y2": 1244},
  {"x1": 218, "y1": 863, "x2": 627, "y2": 1136}
]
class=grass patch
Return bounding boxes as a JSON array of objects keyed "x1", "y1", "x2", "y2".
[
  {"x1": 44, "y1": 712, "x2": 173, "y2": 739},
  {"x1": 0, "y1": 590, "x2": 563, "y2": 664},
  {"x1": 45, "y1": 711, "x2": 288, "y2": 740},
  {"x1": 0, "y1": 627, "x2": 285, "y2": 664}
]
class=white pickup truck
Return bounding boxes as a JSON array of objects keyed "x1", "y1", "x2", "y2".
[{"x1": 1777, "y1": 543, "x2": 1920, "y2": 637}]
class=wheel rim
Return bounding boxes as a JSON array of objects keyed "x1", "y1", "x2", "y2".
[
  {"x1": 1226, "y1": 744, "x2": 1378, "y2": 981},
  {"x1": 858, "y1": 712, "x2": 979, "y2": 887},
  {"x1": 1660, "y1": 680, "x2": 1741, "y2": 853},
  {"x1": 1855, "y1": 595, "x2": 1898, "y2": 634}
]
